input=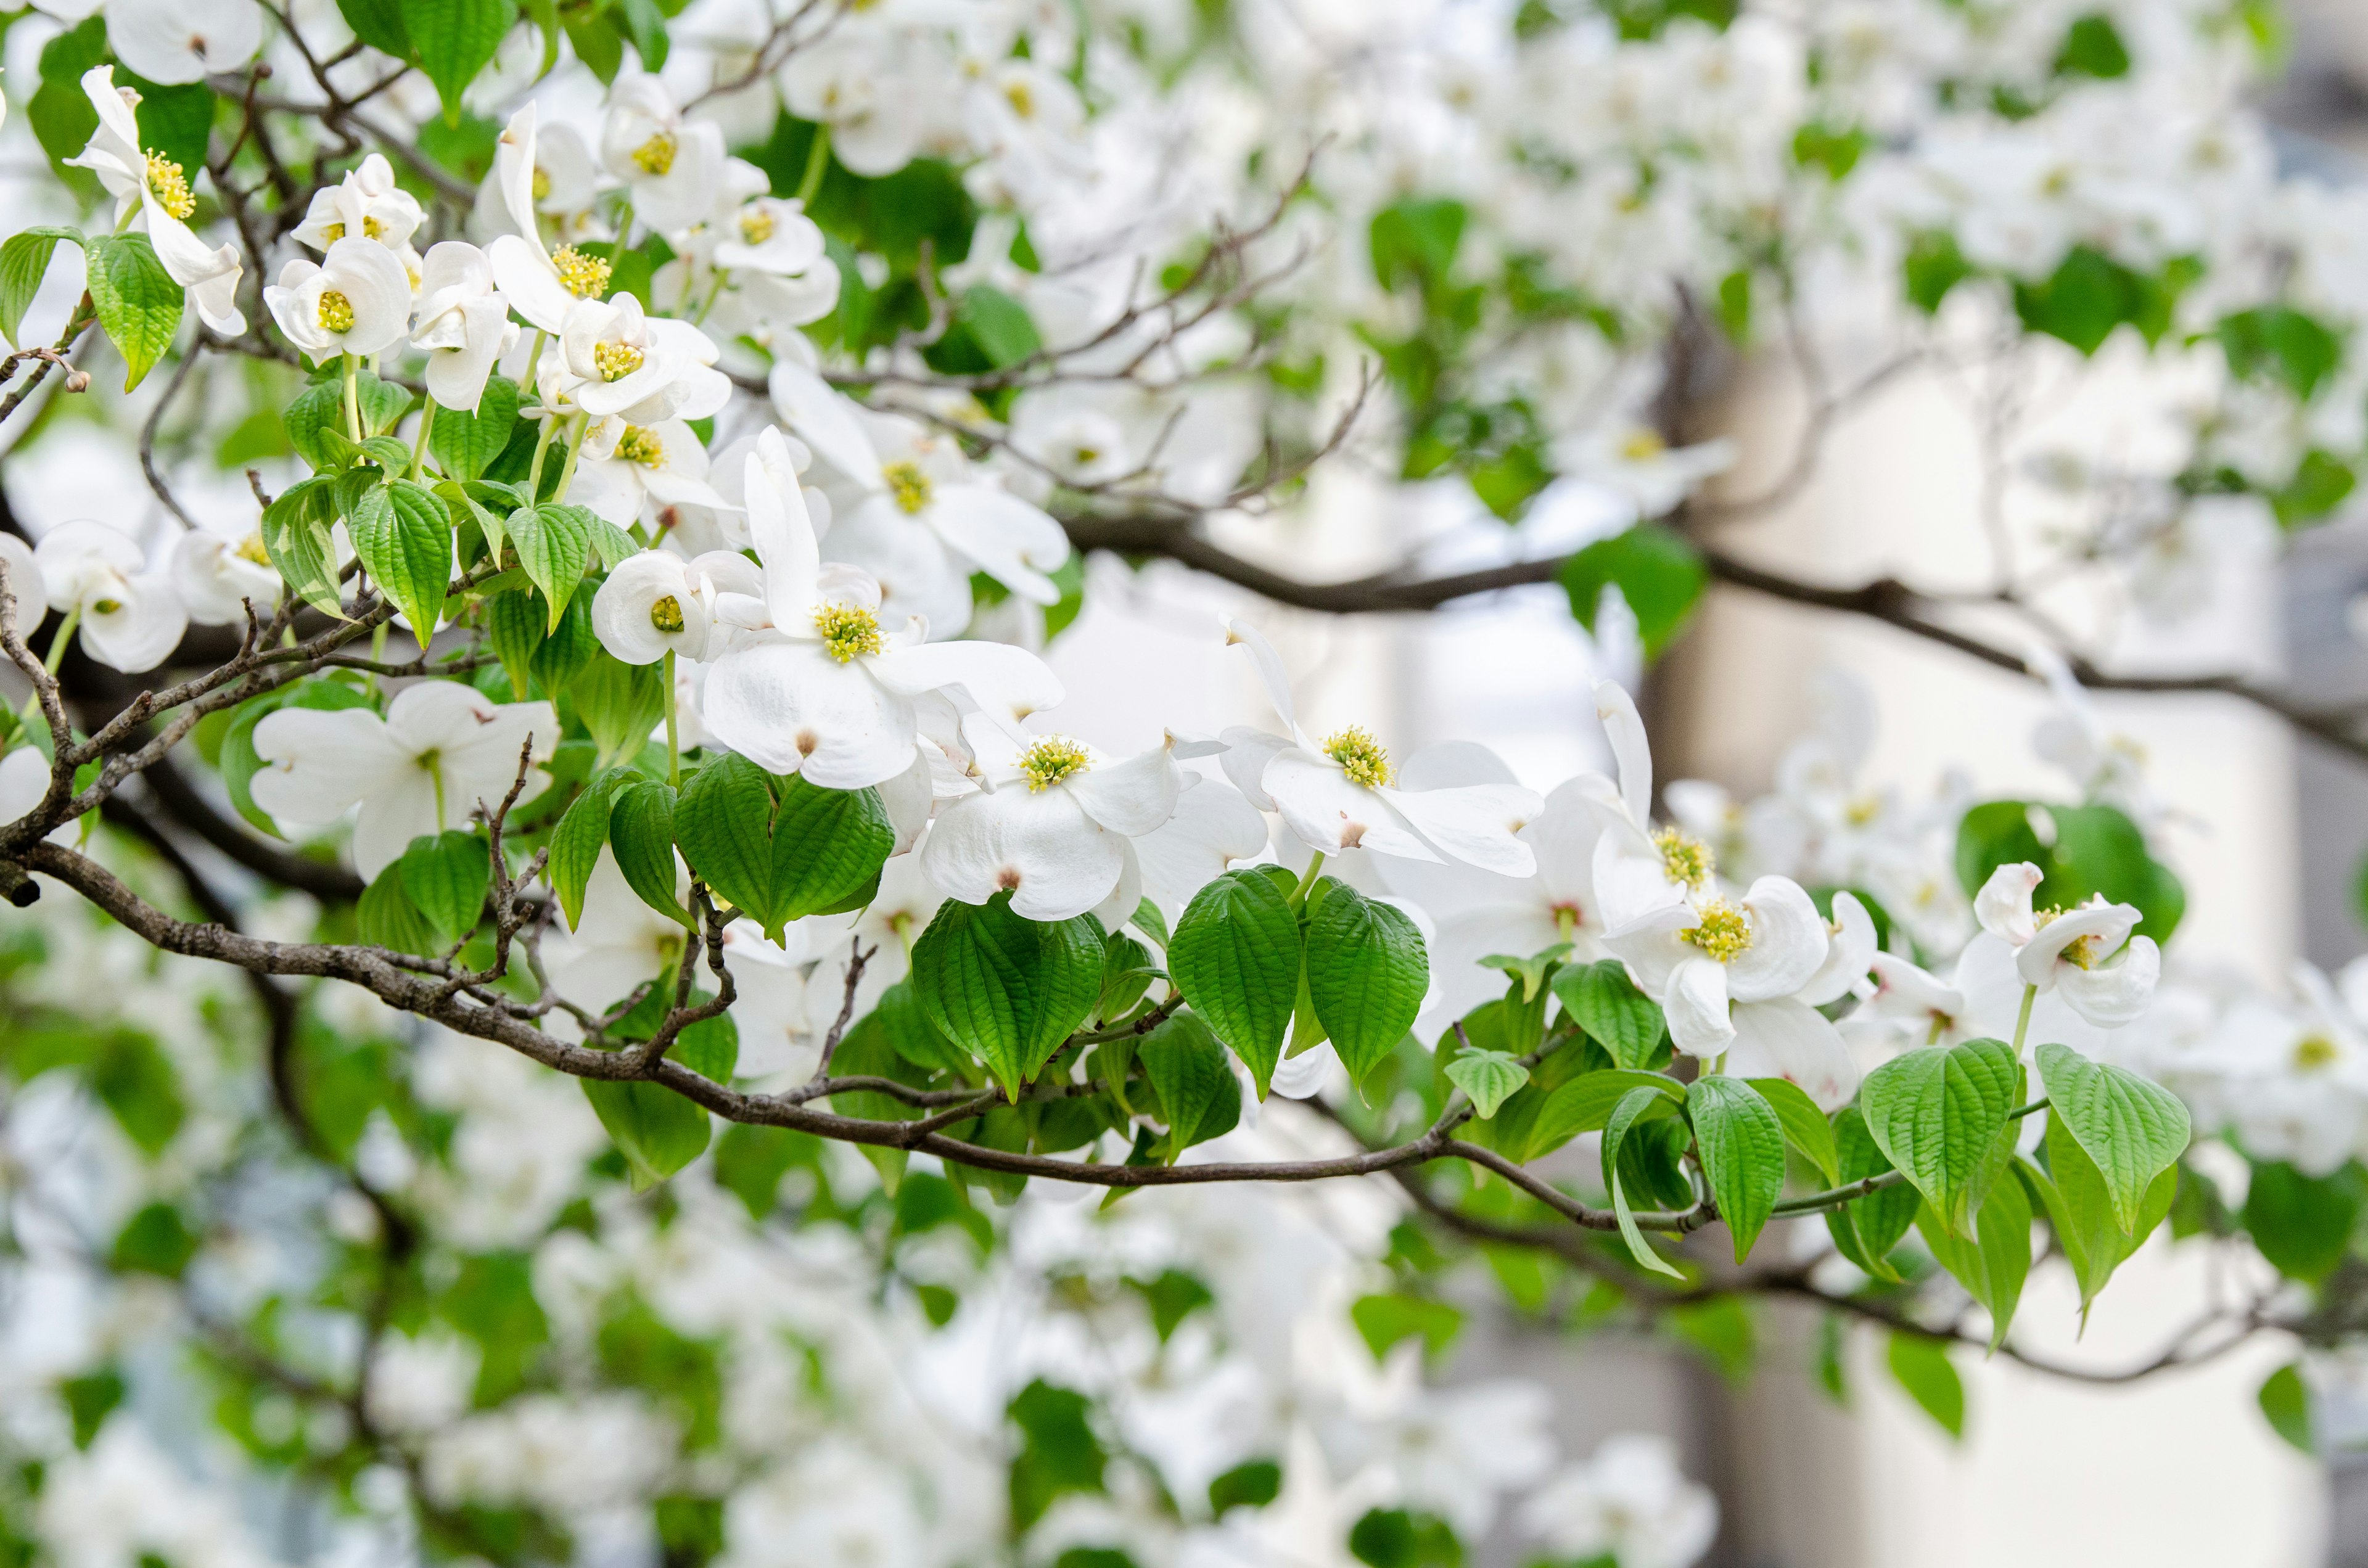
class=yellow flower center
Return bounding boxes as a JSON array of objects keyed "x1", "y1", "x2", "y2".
[
  {"x1": 631, "y1": 131, "x2": 679, "y2": 176},
  {"x1": 739, "y1": 207, "x2": 776, "y2": 245},
  {"x1": 882, "y1": 460, "x2": 933, "y2": 515},
  {"x1": 1322, "y1": 726, "x2": 1392, "y2": 788},
  {"x1": 1619, "y1": 428, "x2": 1666, "y2": 462},
  {"x1": 649, "y1": 594, "x2": 685, "y2": 633},
  {"x1": 617, "y1": 425, "x2": 664, "y2": 467},
  {"x1": 92, "y1": 597, "x2": 122, "y2": 615},
  {"x1": 532, "y1": 166, "x2": 553, "y2": 201},
  {"x1": 2295, "y1": 1033, "x2": 2340, "y2": 1072},
  {"x1": 317, "y1": 290, "x2": 355, "y2": 334},
  {"x1": 1018, "y1": 736, "x2": 1092, "y2": 791},
  {"x1": 234, "y1": 533, "x2": 273, "y2": 566},
  {"x1": 594, "y1": 341, "x2": 645, "y2": 382},
  {"x1": 364, "y1": 215, "x2": 385, "y2": 239},
  {"x1": 321, "y1": 221, "x2": 342, "y2": 242},
  {"x1": 145, "y1": 151, "x2": 195, "y2": 220},
  {"x1": 553, "y1": 245, "x2": 612, "y2": 300},
  {"x1": 1683, "y1": 899, "x2": 1753, "y2": 963},
  {"x1": 1653, "y1": 827, "x2": 1714, "y2": 890},
  {"x1": 813, "y1": 602, "x2": 882, "y2": 663},
  {"x1": 1005, "y1": 80, "x2": 1035, "y2": 118}
]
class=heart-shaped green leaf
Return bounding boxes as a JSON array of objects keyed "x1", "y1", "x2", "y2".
[
  {"x1": 1858, "y1": 1037, "x2": 2021, "y2": 1234},
  {"x1": 2034, "y1": 1042, "x2": 2190, "y2": 1233},
  {"x1": 1168, "y1": 868, "x2": 1301, "y2": 1098},
  {"x1": 674, "y1": 753, "x2": 893, "y2": 942},
  {"x1": 1690, "y1": 1074, "x2": 1786, "y2": 1262},
  {"x1": 910, "y1": 892, "x2": 1105, "y2": 1099}
]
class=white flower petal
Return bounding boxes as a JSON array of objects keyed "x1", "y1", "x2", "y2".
[
  {"x1": 1975, "y1": 861, "x2": 2044, "y2": 946},
  {"x1": 1725, "y1": 998, "x2": 1861, "y2": 1112},
  {"x1": 702, "y1": 636, "x2": 916, "y2": 788},
  {"x1": 352, "y1": 771, "x2": 448, "y2": 882},
  {"x1": 921, "y1": 786, "x2": 1122, "y2": 921},
  {"x1": 768, "y1": 361, "x2": 882, "y2": 492},
  {"x1": 1593, "y1": 678, "x2": 1652, "y2": 827},
  {"x1": 1221, "y1": 618, "x2": 1308, "y2": 745},
  {"x1": 1264, "y1": 751, "x2": 1436, "y2": 861},
  {"x1": 1663, "y1": 956, "x2": 1735, "y2": 1057},
  {"x1": 925, "y1": 484, "x2": 1068, "y2": 604},
  {"x1": 1796, "y1": 889, "x2": 1877, "y2": 1008},
  {"x1": 2015, "y1": 900, "x2": 2141, "y2": 991},
  {"x1": 1380, "y1": 781, "x2": 1543, "y2": 877},
  {"x1": 249, "y1": 707, "x2": 409, "y2": 826},
  {"x1": 2054, "y1": 935, "x2": 2160, "y2": 1028},
  {"x1": 1724, "y1": 876, "x2": 1829, "y2": 1003},
  {"x1": 1066, "y1": 742, "x2": 1178, "y2": 837},
  {"x1": 1217, "y1": 726, "x2": 1292, "y2": 812},
  {"x1": 1133, "y1": 777, "x2": 1268, "y2": 912}
]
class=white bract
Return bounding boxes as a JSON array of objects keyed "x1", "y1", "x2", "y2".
[
  {"x1": 572, "y1": 417, "x2": 733, "y2": 528},
  {"x1": 104, "y1": 0, "x2": 261, "y2": 84},
  {"x1": 290, "y1": 154, "x2": 426, "y2": 265},
  {"x1": 1219, "y1": 618, "x2": 1542, "y2": 873},
  {"x1": 63, "y1": 67, "x2": 245, "y2": 334},
  {"x1": 701, "y1": 435, "x2": 1062, "y2": 789},
  {"x1": 250, "y1": 683, "x2": 558, "y2": 880},
  {"x1": 33, "y1": 520, "x2": 187, "y2": 674},
  {"x1": 557, "y1": 293, "x2": 730, "y2": 425},
  {"x1": 601, "y1": 73, "x2": 727, "y2": 234},
  {"x1": 485, "y1": 103, "x2": 619, "y2": 334},
  {"x1": 409, "y1": 242, "x2": 518, "y2": 411},
  {"x1": 170, "y1": 514, "x2": 279, "y2": 626},
  {"x1": 590, "y1": 547, "x2": 758, "y2": 665},
  {"x1": 921, "y1": 729, "x2": 1182, "y2": 922},
  {"x1": 265, "y1": 239, "x2": 414, "y2": 364}
]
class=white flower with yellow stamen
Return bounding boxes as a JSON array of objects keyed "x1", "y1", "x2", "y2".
[
  {"x1": 170, "y1": 513, "x2": 281, "y2": 626},
  {"x1": 588, "y1": 547, "x2": 757, "y2": 666},
  {"x1": 921, "y1": 728, "x2": 1188, "y2": 923},
  {"x1": 570, "y1": 417, "x2": 735, "y2": 529},
  {"x1": 600, "y1": 72, "x2": 726, "y2": 234},
  {"x1": 1554, "y1": 419, "x2": 1737, "y2": 520},
  {"x1": 1581, "y1": 679, "x2": 1720, "y2": 934},
  {"x1": 710, "y1": 195, "x2": 840, "y2": 327},
  {"x1": 32, "y1": 520, "x2": 187, "y2": 675},
  {"x1": 701, "y1": 432, "x2": 1062, "y2": 789},
  {"x1": 485, "y1": 103, "x2": 618, "y2": 335},
  {"x1": 410, "y1": 242, "x2": 518, "y2": 412},
  {"x1": 556, "y1": 293, "x2": 729, "y2": 425},
  {"x1": 62, "y1": 65, "x2": 245, "y2": 334},
  {"x1": 290, "y1": 153, "x2": 425, "y2": 263},
  {"x1": 1216, "y1": 618, "x2": 1542, "y2": 873},
  {"x1": 263, "y1": 237, "x2": 413, "y2": 364},
  {"x1": 1973, "y1": 861, "x2": 2161, "y2": 1028},
  {"x1": 769, "y1": 366, "x2": 1071, "y2": 609},
  {"x1": 472, "y1": 118, "x2": 596, "y2": 240}
]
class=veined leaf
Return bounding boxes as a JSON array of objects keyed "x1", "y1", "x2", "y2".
[
  {"x1": 1524, "y1": 1068, "x2": 1684, "y2": 1162},
  {"x1": 1551, "y1": 959, "x2": 1665, "y2": 1070},
  {"x1": 509, "y1": 501, "x2": 594, "y2": 631},
  {"x1": 2033, "y1": 1043, "x2": 2190, "y2": 1232},
  {"x1": 1138, "y1": 1012, "x2": 1240, "y2": 1159},
  {"x1": 548, "y1": 770, "x2": 624, "y2": 929},
  {"x1": 397, "y1": 829, "x2": 490, "y2": 942},
  {"x1": 1749, "y1": 1076, "x2": 1840, "y2": 1184},
  {"x1": 1858, "y1": 1038, "x2": 2021, "y2": 1234},
  {"x1": 608, "y1": 779, "x2": 688, "y2": 927},
  {"x1": 84, "y1": 232, "x2": 183, "y2": 391},
  {"x1": 673, "y1": 755, "x2": 893, "y2": 942},
  {"x1": 1690, "y1": 1075, "x2": 1786, "y2": 1262},
  {"x1": 1603, "y1": 1085, "x2": 1685, "y2": 1279},
  {"x1": 0, "y1": 225, "x2": 83, "y2": 345},
  {"x1": 910, "y1": 892, "x2": 1104, "y2": 1099},
  {"x1": 1444, "y1": 1049, "x2": 1529, "y2": 1120},
  {"x1": 1167, "y1": 868, "x2": 1301, "y2": 1098},
  {"x1": 1302, "y1": 882, "x2": 1427, "y2": 1086},
  {"x1": 349, "y1": 480, "x2": 454, "y2": 641}
]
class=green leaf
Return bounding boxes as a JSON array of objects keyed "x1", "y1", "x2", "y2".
[
  {"x1": 409, "y1": 0, "x2": 520, "y2": 122},
  {"x1": 2055, "y1": 12, "x2": 2131, "y2": 78},
  {"x1": 1825, "y1": 1106, "x2": 1917, "y2": 1281},
  {"x1": 910, "y1": 892, "x2": 1105, "y2": 1099},
  {"x1": 1603, "y1": 1085, "x2": 1685, "y2": 1279},
  {"x1": 581, "y1": 1077, "x2": 710, "y2": 1189},
  {"x1": 2259, "y1": 1364, "x2": 2314, "y2": 1455},
  {"x1": 1524, "y1": 1068, "x2": 1684, "y2": 1161},
  {"x1": 549, "y1": 771, "x2": 622, "y2": 929},
  {"x1": 0, "y1": 226, "x2": 82, "y2": 345},
  {"x1": 1369, "y1": 197, "x2": 1466, "y2": 291},
  {"x1": 112, "y1": 1202, "x2": 198, "y2": 1279},
  {"x1": 568, "y1": 648, "x2": 665, "y2": 768},
  {"x1": 358, "y1": 859, "x2": 445, "y2": 955},
  {"x1": 1690, "y1": 1075, "x2": 1786, "y2": 1262},
  {"x1": 2028, "y1": 1128, "x2": 2176, "y2": 1311},
  {"x1": 259, "y1": 477, "x2": 348, "y2": 621},
  {"x1": 1558, "y1": 524, "x2": 1708, "y2": 658},
  {"x1": 2218, "y1": 306, "x2": 2343, "y2": 401},
  {"x1": 1886, "y1": 1334, "x2": 1964, "y2": 1440},
  {"x1": 1917, "y1": 1178, "x2": 2032, "y2": 1350},
  {"x1": 1167, "y1": 868, "x2": 1301, "y2": 1097},
  {"x1": 1138, "y1": 1012, "x2": 1240, "y2": 1157},
  {"x1": 2244, "y1": 1162, "x2": 2361, "y2": 1284},
  {"x1": 1904, "y1": 229, "x2": 1971, "y2": 314},
  {"x1": 487, "y1": 588, "x2": 543, "y2": 699},
  {"x1": 1208, "y1": 1459, "x2": 1283, "y2": 1516},
  {"x1": 1303, "y1": 882, "x2": 1428, "y2": 1086},
  {"x1": 1953, "y1": 798, "x2": 2184, "y2": 945},
  {"x1": 533, "y1": 589, "x2": 599, "y2": 695},
  {"x1": 431, "y1": 375, "x2": 521, "y2": 481},
  {"x1": 509, "y1": 502, "x2": 594, "y2": 631},
  {"x1": 397, "y1": 829, "x2": 490, "y2": 940},
  {"x1": 1748, "y1": 1077, "x2": 1840, "y2": 1184},
  {"x1": 871, "y1": 980, "x2": 973, "y2": 1077},
  {"x1": 2012, "y1": 245, "x2": 2188, "y2": 355},
  {"x1": 339, "y1": 0, "x2": 414, "y2": 56},
  {"x1": 1857, "y1": 1038, "x2": 2021, "y2": 1234},
  {"x1": 350, "y1": 480, "x2": 454, "y2": 640},
  {"x1": 1443, "y1": 1049, "x2": 1529, "y2": 1119},
  {"x1": 1349, "y1": 1293, "x2": 1463, "y2": 1363},
  {"x1": 1479, "y1": 943, "x2": 1569, "y2": 1004},
  {"x1": 83, "y1": 233, "x2": 183, "y2": 392},
  {"x1": 1129, "y1": 897, "x2": 1170, "y2": 952},
  {"x1": 2033, "y1": 1043, "x2": 2190, "y2": 1233},
  {"x1": 608, "y1": 779, "x2": 688, "y2": 927},
  {"x1": 673, "y1": 755, "x2": 894, "y2": 942},
  {"x1": 1551, "y1": 959, "x2": 1666, "y2": 1069}
]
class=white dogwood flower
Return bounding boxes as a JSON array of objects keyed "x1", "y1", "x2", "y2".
[
  {"x1": 600, "y1": 72, "x2": 726, "y2": 234},
  {"x1": 1217, "y1": 618, "x2": 1541, "y2": 872},
  {"x1": 170, "y1": 514, "x2": 279, "y2": 626},
  {"x1": 701, "y1": 435, "x2": 1063, "y2": 789},
  {"x1": 1973, "y1": 861, "x2": 2161, "y2": 1028},
  {"x1": 250, "y1": 681, "x2": 557, "y2": 880},
  {"x1": 0, "y1": 535, "x2": 47, "y2": 638},
  {"x1": 590, "y1": 547, "x2": 757, "y2": 666},
  {"x1": 921, "y1": 729, "x2": 1182, "y2": 922},
  {"x1": 105, "y1": 0, "x2": 261, "y2": 85},
  {"x1": 557, "y1": 293, "x2": 730, "y2": 425},
  {"x1": 290, "y1": 153, "x2": 425, "y2": 264},
  {"x1": 1603, "y1": 875, "x2": 1829, "y2": 1051},
  {"x1": 1133, "y1": 773, "x2": 1270, "y2": 916},
  {"x1": 472, "y1": 117, "x2": 596, "y2": 239},
  {"x1": 485, "y1": 103, "x2": 619, "y2": 334},
  {"x1": 265, "y1": 238, "x2": 413, "y2": 364},
  {"x1": 770, "y1": 363, "x2": 1071, "y2": 605},
  {"x1": 410, "y1": 242, "x2": 518, "y2": 411},
  {"x1": 33, "y1": 520, "x2": 187, "y2": 673},
  {"x1": 63, "y1": 66, "x2": 245, "y2": 334},
  {"x1": 710, "y1": 196, "x2": 839, "y2": 326},
  {"x1": 571, "y1": 417, "x2": 734, "y2": 528}
]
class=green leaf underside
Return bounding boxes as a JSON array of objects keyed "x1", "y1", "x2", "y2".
[{"x1": 2034, "y1": 1043, "x2": 2191, "y2": 1233}]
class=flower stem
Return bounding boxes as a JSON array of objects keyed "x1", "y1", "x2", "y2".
[
  {"x1": 341, "y1": 352, "x2": 362, "y2": 443},
  {"x1": 1288, "y1": 851, "x2": 1326, "y2": 909},
  {"x1": 693, "y1": 269, "x2": 730, "y2": 326},
  {"x1": 408, "y1": 398, "x2": 437, "y2": 481},
  {"x1": 796, "y1": 125, "x2": 832, "y2": 205},
  {"x1": 552, "y1": 413, "x2": 591, "y2": 502},
  {"x1": 664, "y1": 647, "x2": 679, "y2": 787},
  {"x1": 525, "y1": 413, "x2": 562, "y2": 498},
  {"x1": 2012, "y1": 982, "x2": 2037, "y2": 1056},
  {"x1": 41, "y1": 607, "x2": 80, "y2": 678},
  {"x1": 518, "y1": 329, "x2": 547, "y2": 401}
]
